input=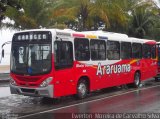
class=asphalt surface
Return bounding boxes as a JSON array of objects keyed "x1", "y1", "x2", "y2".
[
  {"x1": 0, "y1": 76, "x2": 160, "y2": 119},
  {"x1": 21, "y1": 85, "x2": 160, "y2": 119}
]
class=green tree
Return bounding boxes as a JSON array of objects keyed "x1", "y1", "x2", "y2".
[
  {"x1": 50, "y1": 0, "x2": 130, "y2": 31},
  {"x1": 128, "y1": 0, "x2": 159, "y2": 38},
  {"x1": 106, "y1": 0, "x2": 137, "y2": 32},
  {"x1": 1, "y1": 0, "x2": 159, "y2": 41},
  {"x1": 0, "y1": 0, "x2": 22, "y2": 27},
  {"x1": 50, "y1": 0, "x2": 90, "y2": 30},
  {"x1": 5, "y1": 0, "x2": 52, "y2": 29}
]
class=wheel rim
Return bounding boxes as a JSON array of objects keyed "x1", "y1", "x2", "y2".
[
  {"x1": 78, "y1": 83, "x2": 87, "y2": 97},
  {"x1": 135, "y1": 73, "x2": 140, "y2": 86}
]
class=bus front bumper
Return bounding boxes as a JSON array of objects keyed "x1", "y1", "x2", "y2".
[{"x1": 10, "y1": 84, "x2": 54, "y2": 98}]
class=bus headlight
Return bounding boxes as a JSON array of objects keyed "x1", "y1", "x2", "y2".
[
  {"x1": 40, "y1": 77, "x2": 53, "y2": 87},
  {"x1": 10, "y1": 78, "x2": 16, "y2": 85}
]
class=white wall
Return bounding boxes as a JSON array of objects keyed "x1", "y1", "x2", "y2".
[{"x1": 0, "y1": 29, "x2": 16, "y2": 65}]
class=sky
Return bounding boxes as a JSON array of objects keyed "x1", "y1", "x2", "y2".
[
  {"x1": 0, "y1": 0, "x2": 159, "y2": 65},
  {"x1": 155, "y1": 0, "x2": 160, "y2": 7}
]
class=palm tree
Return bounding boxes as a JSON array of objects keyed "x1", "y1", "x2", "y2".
[
  {"x1": 0, "y1": 0, "x2": 22, "y2": 28},
  {"x1": 128, "y1": 0, "x2": 159, "y2": 38},
  {"x1": 5, "y1": 0, "x2": 52, "y2": 29},
  {"x1": 49, "y1": 0, "x2": 91, "y2": 30},
  {"x1": 50, "y1": 0, "x2": 133, "y2": 31}
]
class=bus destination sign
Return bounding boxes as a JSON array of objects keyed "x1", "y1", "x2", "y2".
[{"x1": 13, "y1": 31, "x2": 51, "y2": 42}]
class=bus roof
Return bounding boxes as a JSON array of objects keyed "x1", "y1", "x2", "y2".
[
  {"x1": 157, "y1": 42, "x2": 160, "y2": 44},
  {"x1": 13, "y1": 29, "x2": 156, "y2": 44},
  {"x1": 143, "y1": 39, "x2": 156, "y2": 45},
  {"x1": 83, "y1": 30, "x2": 129, "y2": 42},
  {"x1": 129, "y1": 37, "x2": 143, "y2": 44},
  {"x1": 14, "y1": 29, "x2": 56, "y2": 33}
]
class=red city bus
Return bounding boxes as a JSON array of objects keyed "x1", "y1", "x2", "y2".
[{"x1": 9, "y1": 29, "x2": 157, "y2": 99}]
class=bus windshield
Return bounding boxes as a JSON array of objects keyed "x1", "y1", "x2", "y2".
[{"x1": 11, "y1": 31, "x2": 52, "y2": 75}]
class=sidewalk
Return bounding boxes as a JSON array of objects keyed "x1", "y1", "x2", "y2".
[
  {"x1": 0, "y1": 65, "x2": 10, "y2": 82},
  {"x1": 0, "y1": 65, "x2": 10, "y2": 73}
]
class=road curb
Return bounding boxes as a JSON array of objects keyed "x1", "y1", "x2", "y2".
[
  {"x1": 0, "y1": 78, "x2": 10, "y2": 83},
  {"x1": 0, "y1": 73, "x2": 10, "y2": 83}
]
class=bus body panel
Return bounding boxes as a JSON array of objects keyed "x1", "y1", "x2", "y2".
[{"x1": 53, "y1": 66, "x2": 76, "y2": 97}]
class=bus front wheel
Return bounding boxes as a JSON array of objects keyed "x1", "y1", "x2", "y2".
[{"x1": 76, "y1": 79, "x2": 88, "y2": 99}]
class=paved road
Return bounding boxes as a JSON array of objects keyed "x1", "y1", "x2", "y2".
[
  {"x1": 0, "y1": 78, "x2": 160, "y2": 119},
  {"x1": 19, "y1": 84, "x2": 160, "y2": 119}
]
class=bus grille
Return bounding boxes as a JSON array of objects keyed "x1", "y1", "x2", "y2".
[
  {"x1": 15, "y1": 76, "x2": 40, "y2": 82},
  {"x1": 21, "y1": 88, "x2": 35, "y2": 93}
]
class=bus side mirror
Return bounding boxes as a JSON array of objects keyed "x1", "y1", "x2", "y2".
[{"x1": 2, "y1": 49, "x2": 4, "y2": 58}]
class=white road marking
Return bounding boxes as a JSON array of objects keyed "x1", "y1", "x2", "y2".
[{"x1": 18, "y1": 84, "x2": 160, "y2": 119}]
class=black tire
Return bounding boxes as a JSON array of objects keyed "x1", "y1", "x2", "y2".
[
  {"x1": 155, "y1": 77, "x2": 158, "y2": 82},
  {"x1": 133, "y1": 72, "x2": 141, "y2": 88},
  {"x1": 155, "y1": 77, "x2": 160, "y2": 82},
  {"x1": 76, "y1": 79, "x2": 88, "y2": 99}
]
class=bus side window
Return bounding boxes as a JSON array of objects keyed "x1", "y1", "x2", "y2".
[
  {"x1": 90, "y1": 39, "x2": 106, "y2": 60},
  {"x1": 107, "y1": 41, "x2": 120, "y2": 60},
  {"x1": 74, "y1": 38, "x2": 90, "y2": 61},
  {"x1": 143, "y1": 44, "x2": 151, "y2": 59},
  {"x1": 132, "y1": 43, "x2": 142, "y2": 59},
  {"x1": 54, "y1": 41, "x2": 73, "y2": 70},
  {"x1": 151, "y1": 45, "x2": 156, "y2": 59},
  {"x1": 121, "y1": 42, "x2": 132, "y2": 59}
]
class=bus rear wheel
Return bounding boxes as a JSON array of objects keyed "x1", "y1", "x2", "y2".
[
  {"x1": 133, "y1": 72, "x2": 141, "y2": 88},
  {"x1": 155, "y1": 77, "x2": 160, "y2": 82},
  {"x1": 76, "y1": 79, "x2": 88, "y2": 99}
]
